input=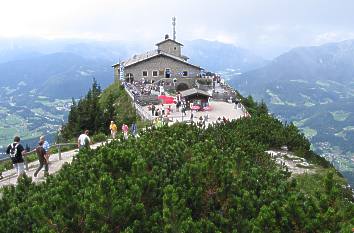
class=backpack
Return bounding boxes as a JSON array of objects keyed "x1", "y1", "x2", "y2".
[{"x1": 9, "y1": 143, "x2": 19, "y2": 158}]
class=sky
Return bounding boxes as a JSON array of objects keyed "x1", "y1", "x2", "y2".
[{"x1": 1, "y1": 0, "x2": 354, "y2": 58}]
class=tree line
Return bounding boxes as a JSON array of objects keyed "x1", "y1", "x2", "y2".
[{"x1": 61, "y1": 80, "x2": 138, "y2": 140}]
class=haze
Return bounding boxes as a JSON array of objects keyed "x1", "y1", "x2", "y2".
[{"x1": 1, "y1": 0, "x2": 354, "y2": 58}]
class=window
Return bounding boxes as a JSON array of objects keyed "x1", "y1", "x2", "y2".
[
  {"x1": 183, "y1": 71, "x2": 188, "y2": 77},
  {"x1": 174, "y1": 47, "x2": 177, "y2": 50},
  {"x1": 142, "y1": 71, "x2": 148, "y2": 77},
  {"x1": 165, "y1": 68, "x2": 171, "y2": 78},
  {"x1": 152, "y1": 70, "x2": 158, "y2": 77}
]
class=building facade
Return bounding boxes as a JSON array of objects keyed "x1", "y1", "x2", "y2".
[{"x1": 113, "y1": 35, "x2": 202, "y2": 83}]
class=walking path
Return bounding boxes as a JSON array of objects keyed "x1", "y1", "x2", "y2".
[{"x1": 0, "y1": 141, "x2": 107, "y2": 188}]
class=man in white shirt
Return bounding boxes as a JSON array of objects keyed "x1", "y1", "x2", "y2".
[{"x1": 78, "y1": 130, "x2": 91, "y2": 150}]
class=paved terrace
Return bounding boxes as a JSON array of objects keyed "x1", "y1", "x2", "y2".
[{"x1": 143, "y1": 100, "x2": 247, "y2": 125}]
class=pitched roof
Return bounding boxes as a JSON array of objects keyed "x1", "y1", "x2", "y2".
[
  {"x1": 180, "y1": 88, "x2": 211, "y2": 98},
  {"x1": 118, "y1": 50, "x2": 202, "y2": 69},
  {"x1": 156, "y1": 38, "x2": 184, "y2": 46}
]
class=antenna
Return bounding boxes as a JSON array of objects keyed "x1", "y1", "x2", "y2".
[{"x1": 172, "y1": 16, "x2": 176, "y2": 41}]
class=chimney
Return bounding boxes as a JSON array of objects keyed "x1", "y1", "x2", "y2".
[{"x1": 165, "y1": 34, "x2": 169, "y2": 40}]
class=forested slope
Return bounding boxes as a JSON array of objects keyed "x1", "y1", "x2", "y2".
[{"x1": 0, "y1": 115, "x2": 353, "y2": 232}]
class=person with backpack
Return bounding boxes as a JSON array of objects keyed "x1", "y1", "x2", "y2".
[
  {"x1": 78, "y1": 130, "x2": 91, "y2": 150},
  {"x1": 40, "y1": 135, "x2": 50, "y2": 163},
  {"x1": 34, "y1": 140, "x2": 49, "y2": 178},
  {"x1": 6, "y1": 136, "x2": 27, "y2": 179}
]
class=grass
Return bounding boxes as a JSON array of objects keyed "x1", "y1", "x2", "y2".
[
  {"x1": 293, "y1": 117, "x2": 311, "y2": 127},
  {"x1": 330, "y1": 111, "x2": 350, "y2": 121},
  {"x1": 294, "y1": 168, "x2": 348, "y2": 198},
  {"x1": 316, "y1": 80, "x2": 330, "y2": 87},
  {"x1": 302, "y1": 127, "x2": 317, "y2": 139},
  {"x1": 295, "y1": 163, "x2": 315, "y2": 169},
  {"x1": 266, "y1": 89, "x2": 285, "y2": 105}
]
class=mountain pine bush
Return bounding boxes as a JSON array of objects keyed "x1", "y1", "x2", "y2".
[{"x1": 0, "y1": 117, "x2": 353, "y2": 232}]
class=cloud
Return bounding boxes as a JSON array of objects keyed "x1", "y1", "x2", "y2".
[{"x1": 0, "y1": 0, "x2": 354, "y2": 58}]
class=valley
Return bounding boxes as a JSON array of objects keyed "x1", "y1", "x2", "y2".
[{"x1": 0, "y1": 87, "x2": 72, "y2": 151}]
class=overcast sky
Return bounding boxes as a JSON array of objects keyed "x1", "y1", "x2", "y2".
[{"x1": 1, "y1": 0, "x2": 354, "y2": 58}]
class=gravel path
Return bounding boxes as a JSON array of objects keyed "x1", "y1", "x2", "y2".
[{"x1": 0, "y1": 141, "x2": 107, "y2": 188}]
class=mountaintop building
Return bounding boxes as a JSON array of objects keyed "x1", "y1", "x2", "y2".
[{"x1": 113, "y1": 33, "x2": 203, "y2": 91}]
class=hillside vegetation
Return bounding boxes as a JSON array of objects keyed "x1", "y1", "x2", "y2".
[
  {"x1": 0, "y1": 112, "x2": 353, "y2": 232},
  {"x1": 232, "y1": 40, "x2": 354, "y2": 186},
  {"x1": 61, "y1": 81, "x2": 139, "y2": 141}
]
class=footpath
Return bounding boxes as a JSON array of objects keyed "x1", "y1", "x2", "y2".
[{"x1": 0, "y1": 141, "x2": 107, "y2": 188}]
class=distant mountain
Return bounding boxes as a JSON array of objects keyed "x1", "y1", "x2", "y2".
[
  {"x1": 0, "y1": 52, "x2": 113, "y2": 98},
  {"x1": 231, "y1": 39, "x2": 354, "y2": 186},
  {"x1": 184, "y1": 39, "x2": 267, "y2": 73}
]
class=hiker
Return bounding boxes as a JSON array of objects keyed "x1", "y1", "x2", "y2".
[
  {"x1": 40, "y1": 135, "x2": 50, "y2": 162},
  {"x1": 6, "y1": 136, "x2": 27, "y2": 179},
  {"x1": 198, "y1": 116, "x2": 204, "y2": 128},
  {"x1": 190, "y1": 111, "x2": 194, "y2": 122},
  {"x1": 34, "y1": 140, "x2": 49, "y2": 177},
  {"x1": 78, "y1": 130, "x2": 91, "y2": 150},
  {"x1": 131, "y1": 122, "x2": 138, "y2": 137},
  {"x1": 151, "y1": 104, "x2": 156, "y2": 116},
  {"x1": 122, "y1": 124, "x2": 129, "y2": 140},
  {"x1": 109, "y1": 121, "x2": 118, "y2": 139}
]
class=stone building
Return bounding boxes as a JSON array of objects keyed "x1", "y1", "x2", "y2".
[{"x1": 113, "y1": 35, "x2": 203, "y2": 88}]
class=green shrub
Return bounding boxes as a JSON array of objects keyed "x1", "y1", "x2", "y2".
[
  {"x1": 0, "y1": 122, "x2": 352, "y2": 232},
  {"x1": 197, "y1": 78, "x2": 212, "y2": 85},
  {"x1": 92, "y1": 133, "x2": 107, "y2": 142}
]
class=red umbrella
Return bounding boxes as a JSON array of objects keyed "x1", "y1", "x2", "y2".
[
  {"x1": 158, "y1": 95, "x2": 168, "y2": 99},
  {"x1": 191, "y1": 105, "x2": 201, "y2": 110},
  {"x1": 164, "y1": 97, "x2": 175, "y2": 104},
  {"x1": 203, "y1": 105, "x2": 213, "y2": 111}
]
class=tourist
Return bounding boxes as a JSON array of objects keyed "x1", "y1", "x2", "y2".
[
  {"x1": 198, "y1": 116, "x2": 204, "y2": 127},
  {"x1": 34, "y1": 140, "x2": 49, "y2": 177},
  {"x1": 190, "y1": 111, "x2": 194, "y2": 122},
  {"x1": 78, "y1": 130, "x2": 91, "y2": 150},
  {"x1": 151, "y1": 104, "x2": 156, "y2": 116},
  {"x1": 109, "y1": 121, "x2": 118, "y2": 139},
  {"x1": 40, "y1": 135, "x2": 50, "y2": 163},
  {"x1": 203, "y1": 114, "x2": 208, "y2": 123},
  {"x1": 161, "y1": 104, "x2": 165, "y2": 115},
  {"x1": 182, "y1": 103, "x2": 186, "y2": 116},
  {"x1": 122, "y1": 124, "x2": 129, "y2": 140},
  {"x1": 176, "y1": 101, "x2": 180, "y2": 112},
  {"x1": 6, "y1": 136, "x2": 27, "y2": 179},
  {"x1": 131, "y1": 122, "x2": 138, "y2": 137}
]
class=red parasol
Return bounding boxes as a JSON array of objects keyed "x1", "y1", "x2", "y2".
[
  {"x1": 203, "y1": 105, "x2": 213, "y2": 111},
  {"x1": 158, "y1": 95, "x2": 174, "y2": 104},
  {"x1": 191, "y1": 105, "x2": 201, "y2": 110}
]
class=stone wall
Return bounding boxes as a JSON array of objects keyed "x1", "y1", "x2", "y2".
[
  {"x1": 158, "y1": 40, "x2": 181, "y2": 57},
  {"x1": 114, "y1": 66, "x2": 120, "y2": 82},
  {"x1": 124, "y1": 56, "x2": 201, "y2": 82}
]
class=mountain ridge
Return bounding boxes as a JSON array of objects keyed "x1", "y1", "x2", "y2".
[{"x1": 231, "y1": 39, "x2": 354, "y2": 187}]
